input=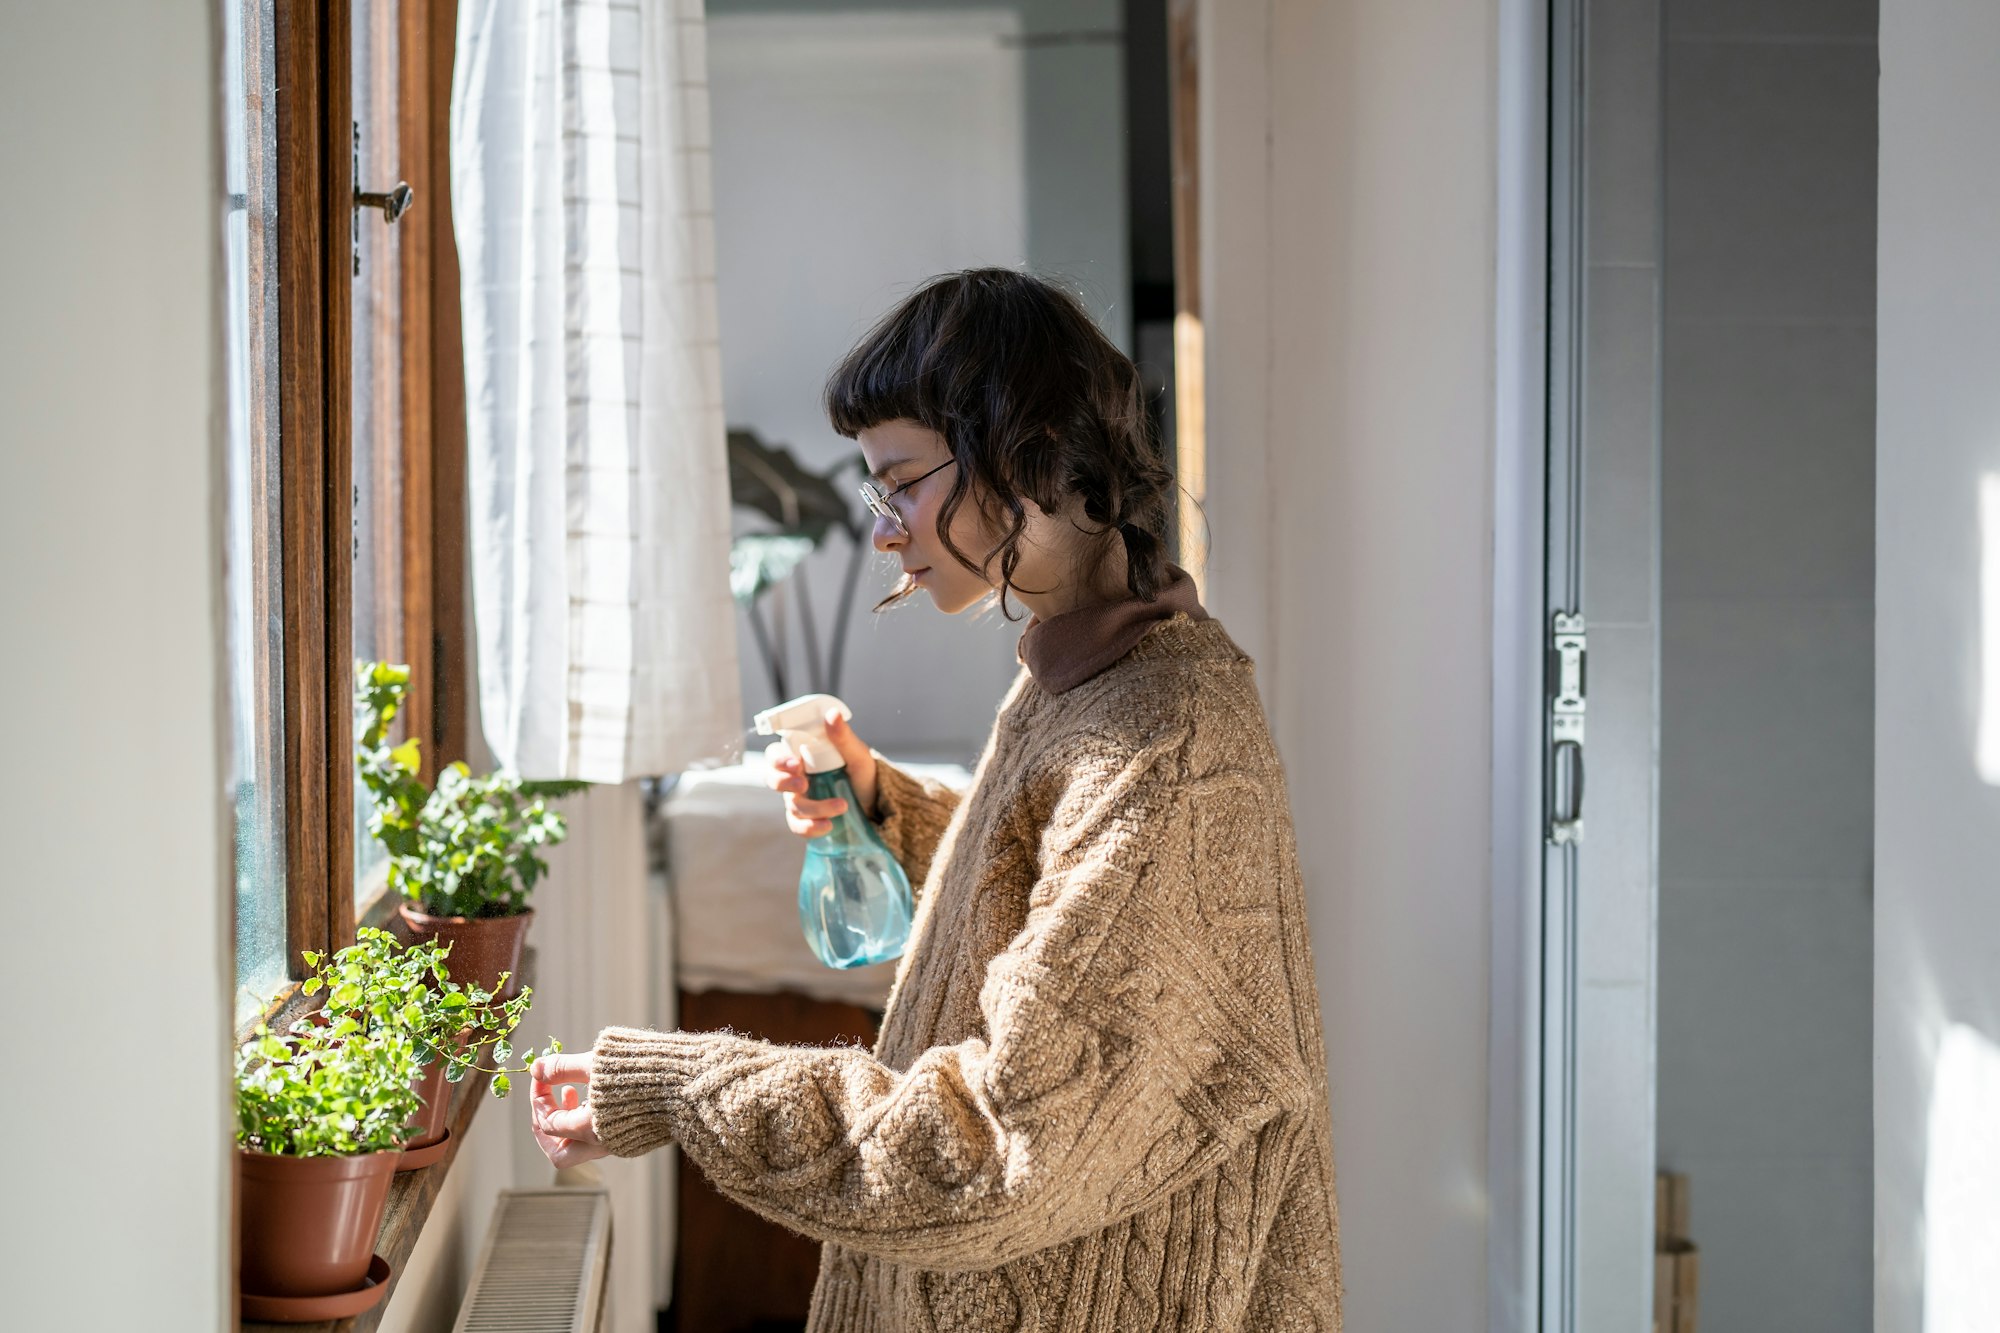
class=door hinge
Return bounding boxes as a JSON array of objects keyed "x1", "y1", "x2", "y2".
[{"x1": 1549, "y1": 611, "x2": 1586, "y2": 845}]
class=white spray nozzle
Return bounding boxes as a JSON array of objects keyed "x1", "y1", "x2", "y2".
[{"x1": 754, "y1": 693, "x2": 851, "y2": 774}]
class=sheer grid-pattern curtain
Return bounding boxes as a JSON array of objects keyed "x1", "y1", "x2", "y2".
[{"x1": 453, "y1": 0, "x2": 740, "y2": 783}]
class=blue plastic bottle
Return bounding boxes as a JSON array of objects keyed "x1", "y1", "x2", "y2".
[{"x1": 755, "y1": 694, "x2": 914, "y2": 969}]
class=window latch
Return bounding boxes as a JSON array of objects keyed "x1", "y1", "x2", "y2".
[
  {"x1": 356, "y1": 181, "x2": 415, "y2": 225},
  {"x1": 351, "y1": 122, "x2": 414, "y2": 274},
  {"x1": 1549, "y1": 611, "x2": 1586, "y2": 845}
]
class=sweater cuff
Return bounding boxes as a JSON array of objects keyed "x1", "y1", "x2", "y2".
[
  {"x1": 588, "y1": 1025, "x2": 715, "y2": 1159},
  {"x1": 868, "y1": 753, "x2": 952, "y2": 880}
]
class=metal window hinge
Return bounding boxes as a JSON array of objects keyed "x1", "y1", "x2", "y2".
[{"x1": 1549, "y1": 611, "x2": 1586, "y2": 845}]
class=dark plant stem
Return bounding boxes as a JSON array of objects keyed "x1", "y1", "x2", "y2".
[
  {"x1": 794, "y1": 559, "x2": 825, "y2": 694},
  {"x1": 746, "y1": 594, "x2": 787, "y2": 702},
  {"x1": 829, "y1": 524, "x2": 868, "y2": 698},
  {"x1": 772, "y1": 580, "x2": 791, "y2": 695}
]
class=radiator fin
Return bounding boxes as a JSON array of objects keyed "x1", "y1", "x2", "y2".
[{"x1": 453, "y1": 1189, "x2": 612, "y2": 1333}]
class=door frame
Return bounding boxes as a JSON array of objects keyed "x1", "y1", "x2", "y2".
[{"x1": 1489, "y1": 0, "x2": 1553, "y2": 1327}]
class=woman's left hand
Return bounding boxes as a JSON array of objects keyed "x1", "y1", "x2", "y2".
[{"x1": 530, "y1": 1052, "x2": 610, "y2": 1169}]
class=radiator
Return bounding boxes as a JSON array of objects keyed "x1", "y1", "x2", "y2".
[{"x1": 453, "y1": 1188, "x2": 613, "y2": 1333}]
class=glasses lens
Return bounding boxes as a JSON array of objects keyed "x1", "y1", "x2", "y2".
[{"x1": 859, "y1": 482, "x2": 906, "y2": 534}]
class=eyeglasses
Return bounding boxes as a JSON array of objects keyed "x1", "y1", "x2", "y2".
[{"x1": 858, "y1": 458, "x2": 956, "y2": 538}]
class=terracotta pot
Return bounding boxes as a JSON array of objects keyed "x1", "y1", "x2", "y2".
[
  {"x1": 238, "y1": 1147, "x2": 399, "y2": 1298},
  {"x1": 398, "y1": 904, "x2": 533, "y2": 997},
  {"x1": 405, "y1": 1058, "x2": 450, "y2": 1150}
]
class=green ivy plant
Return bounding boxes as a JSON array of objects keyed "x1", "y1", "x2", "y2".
[
  {"x1": 303, "y1": 926, "x2": 561, "y2": 1098},
  {"x1": 355, "y1": 662, "x2": 587, "y2": 919},
  {"x1": 236, "y1": 1019, "x2": 422, "y2": 1158}
]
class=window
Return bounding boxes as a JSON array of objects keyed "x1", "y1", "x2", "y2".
[
  {"x1": 224, "y1": 0, "x2": 288, "y2": 1023},
  {"x1": 225, "y1": 0, "x2": 469, "y2": 1027},
  {"x1": 351, "y1": 0, "x2": 411, "y2": 899}
]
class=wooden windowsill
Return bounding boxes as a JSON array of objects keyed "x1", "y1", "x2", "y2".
[{"x1": 239, "y1": 947, "x2": 536, "y2": 1333}]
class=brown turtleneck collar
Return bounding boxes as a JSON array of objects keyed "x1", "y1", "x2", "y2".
[{"x1": 1015, "y1": 563, "x2": 1210, "y2": 694}]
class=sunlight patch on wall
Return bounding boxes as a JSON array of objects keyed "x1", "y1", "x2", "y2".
[
  {"x1": 1978, "y1": 475, "x2": 2000, "y2": 784},
  {"x1": 1924, "y1": 1021, "x2": 2000, "y2": 1332},
  {"x1": 1174, "y1": 310, "x2": 1208, "y2": 598}
]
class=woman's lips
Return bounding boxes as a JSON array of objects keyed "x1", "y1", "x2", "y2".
[{"x1": 906, "y1": 567, "x2": 929, "y2": 582}]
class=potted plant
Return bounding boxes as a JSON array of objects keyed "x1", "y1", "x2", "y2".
[
  {"x1": 355, "y1": 662, "x2": 586, "y2": 995},
  {"x1": 235, "y1": 1010, "x2": 421, "y2": 1317},
  {"x1": 237, "y1": 940, "x2": 560, "y2": 1318},
  {"x1": 305, "y1": 926, "x2": 558, "y2": 1168}
]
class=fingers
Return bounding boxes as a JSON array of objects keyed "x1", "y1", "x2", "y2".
[
  {"x1": 531, "y1": 1117, "x2": 607, "y2": 1170},
  {"x1": 763, "y1": 742, "x2": 805, "y2": 792},
  {"x1": 790, "y1": 794, "x2": 848, "y2": 820},
  {"x1": 528, "y1": 1078, "x2": 607, "y2": 1170},
  {"x1": 823, "y1": 709, "x2": 871, "y2": 765},
  {"x1": 776, "y1": 769, "x2": 847, "y2": 839},
  {"x1": 530, "y1": 1053, "x2": 592, "y2": 1085},
  {"x1": 542, "y1": 1135, "x2": 611, "y2": 1171},
  {"x1": 534, "y1": 1100, "x2": 598, "y2": 1141}
]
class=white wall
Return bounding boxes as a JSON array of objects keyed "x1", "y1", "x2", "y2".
[
  {"x1": 706, "y1": 0, "x2": 1131, "y2": 755},
  {"x1": 1876, "y1": 2, "x2": 2000, "y2": 1329},
  {"x1": 1200, "y1": 1, "x2": 1501, "y2": 1325},
  {"x1": 708, "y1": 12, "x2": 1032, "y2": 756},
  {"x1": 0, "y1": 3, "x2": 231, "y2": 1329},
  {"x1": 1656, "y1": 2, "x2": 1878, "y2": 1326}
]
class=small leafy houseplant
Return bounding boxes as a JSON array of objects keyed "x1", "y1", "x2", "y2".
[
  {"x1": 305, "y1": 926, "x2": 561, "y2": 1156},
  {"x1": 235, "y1": 936, "x2": 567, "y2": 1308},
  {"x1": 235, "y1": 1008, "x2": 421, "y2": 1305},
  {"x1": 356, "y1": 661, "x2": 586, "y2": 993}
]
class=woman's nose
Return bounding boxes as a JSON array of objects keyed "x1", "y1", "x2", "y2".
[{"x1": 871, "y1": 511, "x2": 904, "y2": 554}]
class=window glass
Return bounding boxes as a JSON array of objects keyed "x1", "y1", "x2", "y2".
[
  {"x1": 351, "y1": 0, "x2": 406, "y2": 899},
  {"x1": 224, "y1": 0, "x2": 289, "y2": 1021}
]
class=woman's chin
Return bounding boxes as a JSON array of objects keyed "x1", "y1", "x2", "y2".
[{"x1": 926, "y1": 583, "x2": 979, "y2": 615}]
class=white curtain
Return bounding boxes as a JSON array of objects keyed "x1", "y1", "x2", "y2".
[{"x1": 452, "y1": 0, "x2": 741, "y2": 783}]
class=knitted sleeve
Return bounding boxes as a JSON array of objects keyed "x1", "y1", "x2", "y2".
[
  {"x1": 586, "y1": 732, "x2": 1316, "y2": 1269},
  {"x1": 866, "y1": 753, "x2": 964, "y2": 890}
]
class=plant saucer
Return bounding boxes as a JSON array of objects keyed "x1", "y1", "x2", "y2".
[
  {"x1": 396, "y1": 1126, "x2": 453, "y2": 1172},
  {"x1": 240, "y1": 1254, "x2": 392, "y2": 1322}
]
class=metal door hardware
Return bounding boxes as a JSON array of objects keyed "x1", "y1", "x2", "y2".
[{"x1": 1549, "y1": 611, "x2": 1586, "y2": 845}]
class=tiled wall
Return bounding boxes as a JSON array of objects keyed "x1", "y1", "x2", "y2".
[
  {"x1": 1572, "y1": 1, "x2": 1662, "y2": 1327},
  {"x1": 1657, "y1": 0, "x2": 1877, "y2": 1326}
]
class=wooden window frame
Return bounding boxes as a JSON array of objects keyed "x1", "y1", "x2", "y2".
[{"x1": 269, "y1": 0, "x2": 468, "y2": 987}]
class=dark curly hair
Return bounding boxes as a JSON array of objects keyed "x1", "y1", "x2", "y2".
[{"x1": 825, "y1": 268, "x2": 1176, "y2": 620}]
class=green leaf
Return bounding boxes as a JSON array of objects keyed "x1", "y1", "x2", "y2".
[
  {"x1": 729, "y1": 532, "x2": 818, "y2": 606},
  {"x1": 726, "y1": 428, "x2": 858, "y2": 540},
  {"x1": 491, "y1": 1073, "x2": 510, "y2": 1097}
]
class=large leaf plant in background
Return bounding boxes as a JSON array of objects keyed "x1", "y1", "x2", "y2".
[{"x1": 728, "y1": 428, "x2": 874, "y2": 706}]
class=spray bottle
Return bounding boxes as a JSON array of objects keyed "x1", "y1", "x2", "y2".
[{"x1": 755, "y1": 693, "x2": 915, "y2": 969}]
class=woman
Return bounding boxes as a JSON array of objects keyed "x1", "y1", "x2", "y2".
[{"x1": 530, "y1": 269, "x2": 1341, "y2": 1331}]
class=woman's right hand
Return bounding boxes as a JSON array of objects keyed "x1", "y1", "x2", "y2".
[{"x1": 766, "y1": 708, "x2": 880, "y2": 838}]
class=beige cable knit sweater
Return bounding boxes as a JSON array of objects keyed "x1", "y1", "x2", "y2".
[{"x1": 591, "y1": 610, "x2": 1341, "y2": 1331}]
